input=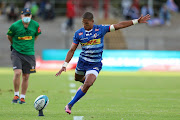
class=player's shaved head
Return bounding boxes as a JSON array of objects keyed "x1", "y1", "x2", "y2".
[
  {"x1": 83, "y1": 12, "x2": 93, "y2": 20},
  {"x1": 82, "y1": 12, "x2": 94, "y2": 30}
]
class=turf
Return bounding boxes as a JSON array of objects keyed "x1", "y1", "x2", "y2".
[{"x1": 0, "y1": 67, "x2": 180, "y2": 120}]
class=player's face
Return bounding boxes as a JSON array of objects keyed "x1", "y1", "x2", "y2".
[
  {"x1": 82, "y1": 19, "x2": 94, "y2": 30},
  {"x1": 21, "y1": 14, "x2": 32, "y2": 23}
]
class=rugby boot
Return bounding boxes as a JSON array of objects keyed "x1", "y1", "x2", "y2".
[{"x1": 12, "y1": 95, "x2": 19, "y2": 103}]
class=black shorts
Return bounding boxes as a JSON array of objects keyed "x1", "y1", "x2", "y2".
[{"x1": 11, "y1": 49, "x2": 36, "y2": 74}]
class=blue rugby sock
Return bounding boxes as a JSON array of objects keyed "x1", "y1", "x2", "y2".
[{"x1": 68, "y1": 89, "x2": 86, "y2": 107}]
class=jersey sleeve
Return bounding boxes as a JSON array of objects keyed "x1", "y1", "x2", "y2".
[
  {"x1": 73, "y1": 32, "x2": 79, "y2": 45},
  {"x1": 7, "y1": 24, "x2": 15, "y2": 37},
  {"x1": 35, "y1": 24, "x2": 41, "y2": 36},
  {"x1": 100, "y1": 24, "x2": 110, "y2": 36}
]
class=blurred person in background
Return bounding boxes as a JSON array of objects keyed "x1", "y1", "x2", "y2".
[
  {"x1": 166, "y1": 0, "x2": 178, "y2": 12},
  {"x1": 0, "y1": 1, "x2": 7, "y2": 16},
  {"x1": 24, "y1": 0, "x2": 31, "y2": 9},
  {"x1": 159, "y1": 4, "x2": 171, "y2": 26},
  {"x1": 128, "y1": 0, "x2": 140, "y2": 19},
  {"x1": 66, "y1": 0, "x2": 75, "y2": 30},
  {"x1": 31, "y1": 1, "x2": 39, "y2": 19},
  {"x1": 38, "y1": 0, "x2": 46, "y2": 19},
  {"x1": 56, "y1": 12, "x2": 150, "y2": 114},
  {"x1": 7, "y1": 8, "x2": 41, "y2": 104},
  {"x1": 121, "y1": 0, "x2": 132, "y2": 20},
  {"x1": 44, "y1": 0, "x2": 55, "y2": 20},
  {"x1": 173, "y1": 0, "x2": 180, "y2": 11},
  {"x1": 141, "y1": 3, "x2": 154, "y2": 17},
  {"x1": 6, "y1": 3, "x2": 19, "y2": 21}
]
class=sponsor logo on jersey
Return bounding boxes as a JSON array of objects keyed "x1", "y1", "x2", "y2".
[
  {"x1": 91, "y1": 33, "x2": 99, "y2": 38},
  {"x1": 18, "y1": 36, "x2": 32, "y2": 40},
  {"x1": 95, "y1": 29, "x2": 99, "y2": 31},
  {"x1": 86, "y1": 33, "x2": 92, "y2": 36},
  {"x1": 81, "y1": 38, "x2": 101, "y2": 46},
  {"x1": 38, "y1": 26, "x2": 41, "y2": 33},
  {"x1": 79, "y1": 32, "x2": 83, "y2": 36}
]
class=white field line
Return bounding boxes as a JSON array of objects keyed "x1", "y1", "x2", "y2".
[
  {"x1": 69, "y1": 89, "x2": 76, "y2": 93},
  {"x1": 73, "y1": 116, "x2": 84, "y2": 120},
  {"x1": 68, "y1": 74, "x2": 84, "y2": 120},
  {"x1": 69, "y1": 83, "x2": 76, "y2": 88},
  {"x1": 68, "y1": 76, "x2": 74, "y2": 81}
]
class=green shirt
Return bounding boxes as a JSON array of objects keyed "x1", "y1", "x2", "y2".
[{"x1": 7, "y1": 19, "x2": 41, "y2": 55}]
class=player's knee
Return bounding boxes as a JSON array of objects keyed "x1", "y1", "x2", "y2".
[
  {"x1": 14, "y1": 70, "x2": 22, "y2": 78},
  {"x1": 23, "y1": 76, "x2": 29, "y2": 81}
]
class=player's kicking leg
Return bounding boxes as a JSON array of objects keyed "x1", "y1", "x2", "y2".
[{"x1": 64, "y1": 70, "x2": 98, "y2": 114}]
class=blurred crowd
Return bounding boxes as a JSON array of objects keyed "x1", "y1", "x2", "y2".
[
  {"x1": 0, "y1": 0, "x2": 179, "y2": 27},
  {"x1": 121, "y1": 0, "x2": 179, "y2": 26},
  {"x1": 0, "y1": 0, "x2": 55, "y2": 21}
]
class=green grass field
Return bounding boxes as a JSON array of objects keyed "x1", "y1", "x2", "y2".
[{"x1": 0, "y1": 67, "x2": 180, "y2": 120}]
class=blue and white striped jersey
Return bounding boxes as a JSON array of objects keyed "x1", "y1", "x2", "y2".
[{"x1": 73, "y1": 24, "x2": 110, "y2": 63}]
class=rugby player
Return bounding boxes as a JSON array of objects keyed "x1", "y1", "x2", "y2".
[
  {"x1": 7, "y1": 8, "x2": 41, "y2": 104},
  {"x1": 56, "y1": 12, "x2": 150, "y2": 114}
]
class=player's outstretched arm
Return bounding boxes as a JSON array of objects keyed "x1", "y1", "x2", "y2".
[
  {"x1": 55, "y1": 43, "x2": 78, "y2": 77},
  {"x1": 113, "y1": 14, "x2": 151, "y2": 30}
]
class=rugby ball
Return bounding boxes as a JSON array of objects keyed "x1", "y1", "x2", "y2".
[{"x1": 34, "y1": 95, "x2": 49, "y2": 111}]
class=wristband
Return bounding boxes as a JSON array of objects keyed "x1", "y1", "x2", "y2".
[
  {"x1": 132, "y1": 19, "x2": 138, "y2": 25},
  {"x1": 110, "y1": 25, "x2": 115, "y2": 32},
  {"x1": 62, "y1": 62, "x2": 68, "y2": 68}
]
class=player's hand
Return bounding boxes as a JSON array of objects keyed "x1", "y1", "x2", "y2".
[
  {"x1": 138, "y1": 14, "x2": 151, "y2": 24},
  {"x1": 55, "y1": 67, "x2": 66, "y2": 77}
]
